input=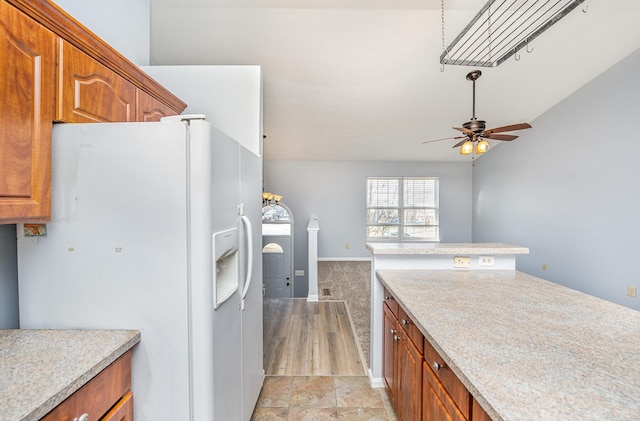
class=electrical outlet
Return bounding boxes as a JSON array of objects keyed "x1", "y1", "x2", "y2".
[
  {"x1": 345, "y1": 243, "x2": 350, "y2": 250},
  {"x1": 628, "y1": 285, "x2": 637, "y2": 298},
  {"x1": 479, "y1": 256, "x2": 495, "y2": 266},
  {"x1": 295, "y1": 270, "x2": 304, "y2": 276},
  {"x1": 453, "y1": 256, "x2": 471, "y2": 268}
]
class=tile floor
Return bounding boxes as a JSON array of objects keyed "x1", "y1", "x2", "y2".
[{"x1": 251, "y1": 376, "x2": 398, "y2": 421}]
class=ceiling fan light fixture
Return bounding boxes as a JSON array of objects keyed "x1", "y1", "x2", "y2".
[
  {"x1": 460, "y1": 141, "x2": 474, "y2": 155},
  {"x1": 475, "y1": 139, "x2": 489, "y2": 154}
]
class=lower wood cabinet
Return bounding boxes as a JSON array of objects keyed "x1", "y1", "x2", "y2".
[
  {"x1": 383, "y1": 297, "x2": 424, "y2": 421},
  {"x1": 42, "y1": 351, "x2": 133, "y2": 421},
  {"x1": 383, "y1": 289, "x2": 493, "y2": 421}
]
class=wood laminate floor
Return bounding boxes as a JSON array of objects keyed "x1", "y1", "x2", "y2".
[{"x1": 263, "y1": 299, "x2": 365, "y2": 376}]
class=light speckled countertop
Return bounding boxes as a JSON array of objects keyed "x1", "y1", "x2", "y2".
[
  {"x1": 0, "y1": 329, "x2": 140, "y2": 421},
  {"x1": 376, "y1": 270, "x2": 640, "y2": 421},
  {"x1": 366, "y1": 242, "x2": 529, "y2": 255}
]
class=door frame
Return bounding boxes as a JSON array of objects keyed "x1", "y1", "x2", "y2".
[{"x1": 261, "y1": 202, "x2": 294, "y2": 298}]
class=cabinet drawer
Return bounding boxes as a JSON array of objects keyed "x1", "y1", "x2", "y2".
[
  {"x1": 103, "y1": 391, "x2": 133, "y2": 421},
  {"x1": 398, "y1": 307, "x2": 423, "y2": 354},
  {"x1": 383, "y1": 287, "x2": 398, "y2": 317},
  {"x1": 42, "y1": 351, "x2": 132, "y2": 421},
  {"x1": 57, "y1": 40, "x2": 136, "y2": 122},
  {"x1": 423, "y1": 360, "x2": 467, "y2": 421},
  {"x1": 423, "y1": 338, "x2": 469, "y2": 417}
]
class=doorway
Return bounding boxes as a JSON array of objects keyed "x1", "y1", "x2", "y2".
[
  {"x1": 262, "y1": 238, "x2": 292, "y2": 298},
  {"x1": 262, "y1": 203, "x2": 294, "y2": 298}
]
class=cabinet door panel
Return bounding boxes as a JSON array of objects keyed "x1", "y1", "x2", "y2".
[
  {"x1": 0, "y1": 0, "x2": 54, "y2": 222},
  {"x1": 57, "y1": 40, "x2": 135, "y2": 122},
  {"x1": 472, "y1": 397, "x2": 492, "y2": 421},
  {"x1": 398, "y1": 325, "x2": 422, "y2": 421},
  {"x1": 383, "y1": 302, "x2": 398, "y2": 409},
  {"x1": 136, "y1": 89, "x2": 177, "y2": 122}
]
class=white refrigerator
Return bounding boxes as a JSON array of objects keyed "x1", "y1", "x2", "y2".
[{"x1": 17, "y1": 116, "x2": 264, "y2": 420}]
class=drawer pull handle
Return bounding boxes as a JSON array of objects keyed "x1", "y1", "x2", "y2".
[
  {"x1": 73, "y1": 414, "x2": 89, "y2": 421},
  {"x1": 385, "y1": 295, "x2": 391, "y2": 300},
  {"x1": 401, "y1": 319, "x2": 409, "y2": 326},
  {"x1": 390, "y1": 328, "x2": 396, "y2": 335},
  {"x1": 432, "y1": 362, "x2": 443, "y2": 372},
  {"x1": 393, "y1": 334, "x2": 400, "y2": 342}
]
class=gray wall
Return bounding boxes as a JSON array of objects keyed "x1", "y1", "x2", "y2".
[
  {"x1": 265, "y1": 160, "x2": 472, "y2": 297},
  {"x1": 0, "y1": 225, "x2": 18, "y2": 328},
  {"x1": 473, "y1": 48, "x2": 640, "y2": 311},
  {"x1": 52, "y1": 0, "x2": 151, "y2": 65}
]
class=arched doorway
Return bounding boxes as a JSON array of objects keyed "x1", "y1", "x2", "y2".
[{"x1": 262, "y1": 203, "x2": 294, "y2": 298}]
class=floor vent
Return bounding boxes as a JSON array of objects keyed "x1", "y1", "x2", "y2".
[{"x1": 322, "y1": 288, "x2": 331, "y2": 296}]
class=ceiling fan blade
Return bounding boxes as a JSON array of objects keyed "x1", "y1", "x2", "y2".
[
  {"x1": 484, "y1": 123, "x2": 532, "y2": 134},
  {"x1": 484, "y1": 133, "x2": 518, "y2": 141},
  {"x1": 453, "y1": 127, "x2": 475, "y2": 135},
  {"x1": 422, "y1": 135, "x2": 465, "y2": 144},
  {"x1": 452, "y1": 139, "x2": 468, "y2": 148}
]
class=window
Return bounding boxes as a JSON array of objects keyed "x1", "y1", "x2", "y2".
[
  {"x1": 366, "y1": 177, "x2": 439, "y2": 241},
  {"x1": 262, "y1": 204, "x2": 292, "y2": 236}
]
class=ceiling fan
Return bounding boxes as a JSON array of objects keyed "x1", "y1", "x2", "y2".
[{"x1": 423, "y1": 70, "x2": 531, "y2": 155}]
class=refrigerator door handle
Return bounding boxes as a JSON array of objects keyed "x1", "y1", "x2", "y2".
[{"x1": 240, "y1": 213, "x2": 253, "y2": 310}]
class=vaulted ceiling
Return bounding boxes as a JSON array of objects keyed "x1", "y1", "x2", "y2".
[{"x1": 149, "y1": 0, "x2": 640, "y2": 161}]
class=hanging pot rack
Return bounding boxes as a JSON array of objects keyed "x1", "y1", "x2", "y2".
[{"x1": 440, "y1": 0, "x2": 587, "y2": 68}]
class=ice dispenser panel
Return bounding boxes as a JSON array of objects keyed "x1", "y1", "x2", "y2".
[{"x1": 213, "y1": 227, "x2": 239, "y2": 309}]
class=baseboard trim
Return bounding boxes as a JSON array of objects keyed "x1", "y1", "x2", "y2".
[{"x1": 368, "y1": 369, "x2": 384, "y2": 388}]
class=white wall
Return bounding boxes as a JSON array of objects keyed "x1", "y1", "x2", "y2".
[
  {"x1": 0, "y1": 225, "x2": 18, "y2": 328},
  {"x1": 52, "y1": 0, "x2": 150, "y2": 65},
  {"x1": 265, "y1": 160, "x2": 472, "y2": 297},
  {"x1": 141, "y1": 65, "x2": 263, "y2": 156},
  {"x1": 473, "y1": 47, "x2": 640, "y2": 311}
]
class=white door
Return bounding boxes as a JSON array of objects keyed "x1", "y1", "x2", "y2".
[{"x1": 262, "y1": 237, "x2": 292, "y2": 298}]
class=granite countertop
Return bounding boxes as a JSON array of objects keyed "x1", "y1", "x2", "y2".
[
  {"x1": 0, "y1": 329, "x2": 140, "y2": 421},
  {"x1": 376, "y1": 270, "x2": 640, "y2": 421},
  {"x1": 366, "y1": 242, "x2": 529, "y2": 255}
]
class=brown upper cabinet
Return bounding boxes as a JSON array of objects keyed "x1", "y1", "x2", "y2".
[
  {"x1": 0, "y1": 0, "x2": 56, "y2": 223},
  {"x1": 0, "y1": 0, "x2": 187, "y2": 223}
]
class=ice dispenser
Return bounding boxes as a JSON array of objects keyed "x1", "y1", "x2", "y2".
[{"x1": 213, "y1": 227, "x2": 239, "y2": 309}]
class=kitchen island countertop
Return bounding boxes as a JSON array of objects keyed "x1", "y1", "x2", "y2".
[
  {"x1": 0, "y1": 329, "x2": 140, "y2": 421},
  {"x1": 376, "y1": 269, "x2": 640, "y2": 420},
  {"x1": 366, "y1": 242, "x2": 529, "y2": 255}
]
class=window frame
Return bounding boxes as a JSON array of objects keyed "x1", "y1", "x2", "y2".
[{"x1": 366, "y1": 176, "x2": 440, "y2": 242}]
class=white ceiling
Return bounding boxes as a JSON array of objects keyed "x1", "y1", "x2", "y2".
[{"x1": 149, "y1": 0, "x2": 640, "y2": 161}]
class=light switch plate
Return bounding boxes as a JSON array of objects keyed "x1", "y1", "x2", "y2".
[{"x1": 295, "y1": 270, "x2": 305, "y2": 276}]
